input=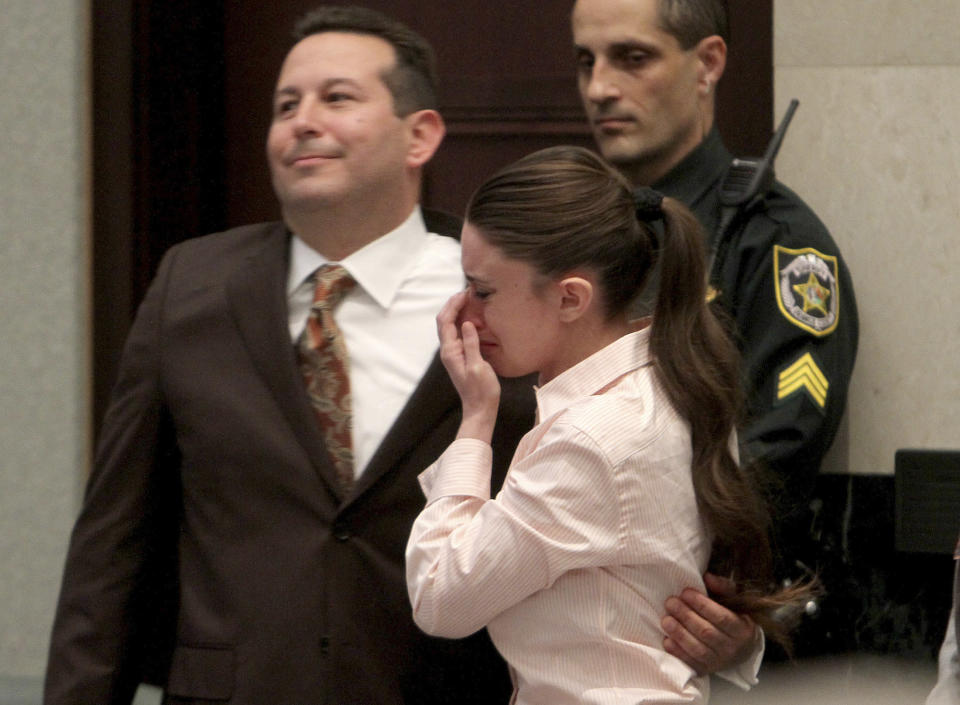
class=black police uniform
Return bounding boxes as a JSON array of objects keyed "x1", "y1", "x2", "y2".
[{"x1": 654, "y1": 127, "x2": 859, "y2": 576}]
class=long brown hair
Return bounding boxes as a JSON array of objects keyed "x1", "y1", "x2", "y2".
[{"x1": 466, "y1": 145, "x2": 812, "y2": 646}]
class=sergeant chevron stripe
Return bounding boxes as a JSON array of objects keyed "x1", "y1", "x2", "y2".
[{"x1": 777, "y1": 352, "x2": 829, "y2": 408}]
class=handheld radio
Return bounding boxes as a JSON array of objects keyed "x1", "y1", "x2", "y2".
[{"x1": 708, "y1": 99, "x2": 800, "y2": 281}]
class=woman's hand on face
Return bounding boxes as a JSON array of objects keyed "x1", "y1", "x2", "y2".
[{"x1": 437, "y1": 291, "x2": 500, "y2": 443}]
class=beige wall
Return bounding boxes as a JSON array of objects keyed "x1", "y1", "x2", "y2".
[
  {"x1": 0, "y1": 0, "x2": 90, "y2": 676},
  {"x1": 773, "y1": 0, "x2": 960, "y2": 474}
]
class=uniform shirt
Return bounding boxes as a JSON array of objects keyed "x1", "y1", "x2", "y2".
[
  {"x1": 654, "y1": 128, "x2": 859, "y2": 567},
  {"x1": 287, "y1": 207, "x2": 464, "y2": 476},
  {"x1": 407, "y1": 328, "x2": 721, "y2": 705}
]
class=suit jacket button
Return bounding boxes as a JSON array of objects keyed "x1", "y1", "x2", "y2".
[
  {"x1": 333, "y1": 525, "x2": 350, "y2": 542},
  {"x1": 319, "y1": 636, "x2": 330, "y2": 654}
]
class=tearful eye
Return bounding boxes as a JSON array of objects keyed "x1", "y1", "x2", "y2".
[{"x1": 469, "y1": 285, "x2": 491, "y2": 301}]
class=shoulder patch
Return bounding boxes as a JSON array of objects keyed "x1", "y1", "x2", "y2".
[
  {"x1": 776, "y1": 351, "x2": 829, "y2": 411},
  {"x1": 773, "y1": 246, "x2": 840, "y2": 336}
]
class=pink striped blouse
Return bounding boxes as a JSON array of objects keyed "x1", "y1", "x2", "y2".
[{"x1": 406, "y1": 328, "x2": 755, "y2": 704}]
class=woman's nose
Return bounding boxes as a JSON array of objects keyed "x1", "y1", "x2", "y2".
[{"x1": 458, "y1": 295, "x2": 484, "y2": 331}]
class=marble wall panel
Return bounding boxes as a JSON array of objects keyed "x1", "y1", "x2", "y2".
[{"x1": 775, "y1": 0, "x2": 960, "y2": 67}]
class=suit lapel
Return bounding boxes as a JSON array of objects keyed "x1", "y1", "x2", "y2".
[{"x1": 224, "y1": 223, "x2": 342, "y2": 497}]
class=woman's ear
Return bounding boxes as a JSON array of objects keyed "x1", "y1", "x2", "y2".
[{"x1": 557, "y1": 276, "x2": 594, "y2": 323}]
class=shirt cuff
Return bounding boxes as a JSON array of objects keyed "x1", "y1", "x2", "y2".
[
  {"x1": 418, "y1": 438, "x2": 493, "y2": 502},
  {"x1": 716, "y1": 625, "x2": 764, "y2": 690}
]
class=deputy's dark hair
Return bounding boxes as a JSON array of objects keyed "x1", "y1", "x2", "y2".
[
  {"x1": 292, "y1": 5, "x2": 438, "y2": 115},
  {"x1": 657, "y1": 0, "x2": 729, "y2": 48},
  {"x1": 466, "y1": 145, "x2": 813, "y2": 648}
]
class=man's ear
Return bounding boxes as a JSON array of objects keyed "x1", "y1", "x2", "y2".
[
  {"x1": 695, "y1": 35, "x2": 727, "y2": 97},
  {"x1": 405, "y1": 109, "x2": 446, "y2": 168},
  {"x1": 557, "y1": 276, "x2": 594, "y2": 323}
]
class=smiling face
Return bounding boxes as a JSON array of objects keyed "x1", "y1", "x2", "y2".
[
  {"x1": 457, "y1": 223, "x2": 566, "y2": 381},
  {"x1": 572, "y1": 0, "x2": 718, "y2": 185},
  {"x1": 266, "y1": 31, "x2": 416, "y2": 216}
]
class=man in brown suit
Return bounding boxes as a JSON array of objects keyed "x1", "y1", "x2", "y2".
[{"x1": 44, "y1": 7, "x2": 530, "y2": 704}]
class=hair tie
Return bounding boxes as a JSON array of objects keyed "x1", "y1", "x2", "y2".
[{"x1": 633, "y1": 187, "x2": 664, "y2": 222}]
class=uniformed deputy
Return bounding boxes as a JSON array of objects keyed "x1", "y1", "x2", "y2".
[
  {"x1": 572, "y1": 0, "x2": 859, "y2": 673},
  {"x1": 656, "y1": 126, "x2": 858, "y2": 575}
]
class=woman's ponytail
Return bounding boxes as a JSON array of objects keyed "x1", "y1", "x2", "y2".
[{"x1": 644, "y1": 192, "x2": 815, "y2": 648}]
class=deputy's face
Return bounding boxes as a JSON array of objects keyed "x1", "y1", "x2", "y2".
[
  {"x1": 572, "y1": 0, "x2": 705, "y2": 184},
  {"x1": 266, "y1": 32, "x2": 413, "y2": 213}
]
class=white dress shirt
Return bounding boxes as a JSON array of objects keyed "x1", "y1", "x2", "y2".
[
  {"x1": 407, "y1": 328, "x2": 719, "y2": 704},
  {"x1": 287, "y1": 207, "x2": 464, "y2": 477}
]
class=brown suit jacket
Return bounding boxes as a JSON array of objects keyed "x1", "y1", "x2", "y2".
[{"x1": 45, "y1": 220, "x2": 535, "y2": 704}]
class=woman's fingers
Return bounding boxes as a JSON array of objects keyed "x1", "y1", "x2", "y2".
[
  {"x1": 460, "y1": 321, "x2": 482, "y2": 367},
  {"x1": 437, "y1": 290, "x2": 467, "y2": 344}
]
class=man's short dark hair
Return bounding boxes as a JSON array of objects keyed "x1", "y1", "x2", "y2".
[
  {"x1": 657, "y1": 0, "x2": 729, "y2": 49},
  {"x1": 293, "y1": 5, "x2": 438, "y2": 116}
]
